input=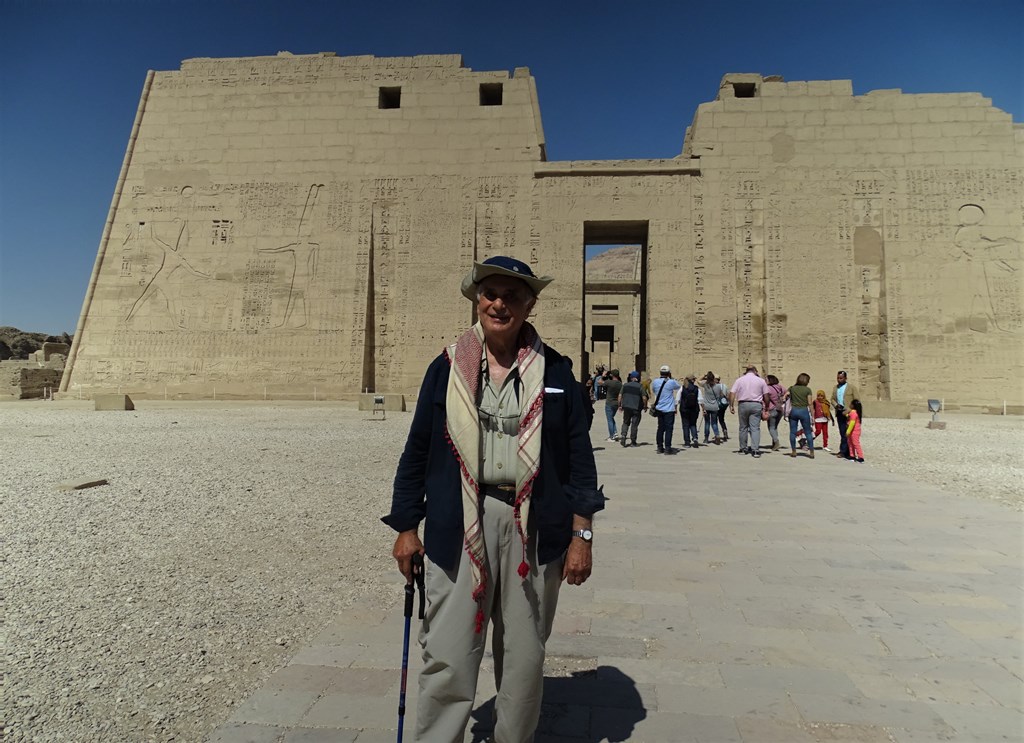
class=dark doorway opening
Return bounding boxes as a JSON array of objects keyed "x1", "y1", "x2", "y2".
[{"x1": 582, "y1": 221, "x2": 649, "y2": 379}]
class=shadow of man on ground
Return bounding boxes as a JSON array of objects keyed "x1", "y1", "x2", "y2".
[{"x1": 469, "y1": 665, "x2": 646, "y2": 742}]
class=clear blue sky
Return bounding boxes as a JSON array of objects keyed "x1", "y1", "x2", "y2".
[{"x1": 1, "y1": 0, "x2": 1021, "y2": 334}]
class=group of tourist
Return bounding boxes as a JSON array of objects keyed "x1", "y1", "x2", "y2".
[{"x1": 592, "y1": 364, "x2": 864, "y2": 461}]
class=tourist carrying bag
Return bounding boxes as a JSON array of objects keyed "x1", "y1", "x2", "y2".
[{"x1": 649, "y1": 378, "x2": 669, "y2": 418}]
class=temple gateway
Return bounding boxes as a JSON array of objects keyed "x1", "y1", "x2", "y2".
[{"x1": 60, "y1": 53, "x2": 1023, "y2": 407}]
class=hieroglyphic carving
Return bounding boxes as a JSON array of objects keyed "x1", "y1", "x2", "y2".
[
  {"x1": 734, "y1": 175, "x2": 764, "y2": 365},
  {"x1": 240, "y1": 258, "x2": 275, "y2": 333},
  {"x1": 476, "y1": 202, "x2": 507, "y2": 260},
  {"x1": 372, "y1": 199, "x2": 410, "y2": 388},
  {"x1": 764, "y1": 191, "x2": 785, "y2": 373},
  {"x1": 692, "y1": 181, "x2": 709, "y2": 354}
]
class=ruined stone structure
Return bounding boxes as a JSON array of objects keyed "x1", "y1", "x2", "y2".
[{"x1": 61, "y1": 53, "x2": 1024, "y2": 405}]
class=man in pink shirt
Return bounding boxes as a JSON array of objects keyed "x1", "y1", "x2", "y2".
[{"x1": 728, "y1": 364, "x2": 771, "y2": 458}]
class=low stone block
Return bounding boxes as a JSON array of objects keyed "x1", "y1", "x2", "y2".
[
  {"x1": 94, "y1": 394, "x2": 135, "y2": 411},
  {"x1": 926, "y1": 420, "x2": 947, "y2": 430},
  {"x1": 357, "y1": 393, "x2": 405, "y2": 412}
]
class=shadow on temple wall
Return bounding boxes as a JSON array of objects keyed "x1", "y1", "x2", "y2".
[{"x1": 469, "y1": 665, "x2": 646, "y2": 742}]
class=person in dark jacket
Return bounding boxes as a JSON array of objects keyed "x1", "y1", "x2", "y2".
[
  {"x1": 617, "y1": 371, "x2": 648, "y2": 447},
  {"x1": 382, "y1": 255, "x2": 604, "y2": 743},
  {"x1": 678, "y1": 374, "x2": 701, "y2": 447}
]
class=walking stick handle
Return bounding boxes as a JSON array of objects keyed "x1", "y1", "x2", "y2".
[
  {"x1": 412, "y1": 553, "x2": 426, "y2": 619},
  {"x1": 403, "y1": 581, "x2": 414, "y2": 618}
]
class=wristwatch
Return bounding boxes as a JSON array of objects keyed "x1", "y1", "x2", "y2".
[{"x1": 572, "y1": 528, "x2": 593, "y2": 543}]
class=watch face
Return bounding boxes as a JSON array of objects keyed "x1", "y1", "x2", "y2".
[{"x1": 582, "y1": 529, "x2": 593, "y2": 541}]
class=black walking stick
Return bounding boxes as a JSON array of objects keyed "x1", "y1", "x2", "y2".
[{"x1": 397, "y1": 552, "x2": 425, "y2": 743}]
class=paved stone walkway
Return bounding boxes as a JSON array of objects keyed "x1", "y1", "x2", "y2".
[{"x1": 208, "y1": 421, "x2": 1023, "y2": 742}]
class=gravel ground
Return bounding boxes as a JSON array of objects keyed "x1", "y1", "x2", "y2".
[
  {"x1": 851, "y1": 413, "x2": 1024, "y2": 511},
  {"x1": 2, "y1": 402, "x2": 1021, "y2": 742},
  {"x1": 3, "y1": 402, "x2": 403, "y2": 743}
]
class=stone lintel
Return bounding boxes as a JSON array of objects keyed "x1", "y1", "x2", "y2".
[{"x1": 535, "y1": 159, "x2": 700, "y2": 177}]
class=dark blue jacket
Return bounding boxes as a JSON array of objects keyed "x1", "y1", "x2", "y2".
[{"x1": 382, "y1": 344, "x2": 604, "y2": 571}]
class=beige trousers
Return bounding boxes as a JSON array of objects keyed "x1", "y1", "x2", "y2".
[{"x1": 415, "y1": 498, "x2": 563, "y2": 743}]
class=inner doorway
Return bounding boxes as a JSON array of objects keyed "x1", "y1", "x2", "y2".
[{"x1": 582, "y1": 221, "x2": 649, "y2": 379}]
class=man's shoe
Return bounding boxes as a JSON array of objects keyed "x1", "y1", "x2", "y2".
[
  {"x1": 752, "y1": 451, "x2": 761, "y2": 458},
  {"x1": 808, "y1": 450, "x2": 815, "y2": 459},
  {"x1": 703, "y1": 438, "x2": 710, "y2": 444},
  {"x1": 713, "y1": 436, "x2": 721, "y2": 445},
  {"x1": 620, "y1": 437, "x2": 628, "y2": 447},
  {"x1": 631, "y1": 440, "x2": 637, "y2": 447},
  {"x1": 606, "y1": 437, "x2": 616, "y2": 442},
  {"x1": 657, "y1": 448, "x2": 665, "y2": 454},
  {"x1": 771, "y1": 442, "x2": 779, "y2": 451}
]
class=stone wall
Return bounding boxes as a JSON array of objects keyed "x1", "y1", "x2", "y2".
[
  {"x1": 60, "y1": 55, "x2": 1024, "y2": 406},
  {"x1": 1, "y1": 362, "x2": 62, "y2": 399}
]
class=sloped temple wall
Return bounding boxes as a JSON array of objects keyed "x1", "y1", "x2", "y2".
[{"x1": 61, "y1": 55, "x2": 1024, "y2": 405}]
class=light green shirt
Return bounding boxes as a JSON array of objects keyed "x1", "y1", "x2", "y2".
[{"x1": 478, "y1": 362, "x2": 522, "y2": 485}]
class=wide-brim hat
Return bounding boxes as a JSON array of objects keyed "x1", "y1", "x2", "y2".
[{"x1": 460, "y1": 256, "x2": 554, "y2": 301}]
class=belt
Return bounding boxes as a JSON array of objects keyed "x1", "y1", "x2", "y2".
[{"x1": 481, "y1": 483, "x2": 517, "y2": 506}]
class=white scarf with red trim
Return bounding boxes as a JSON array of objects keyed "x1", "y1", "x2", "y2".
[{"x1": 444, "y1": 321, "x2": 545, "y2": 633}]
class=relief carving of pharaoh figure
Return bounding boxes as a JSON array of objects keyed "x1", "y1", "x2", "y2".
[
  {"x1": 257, "y1": 183, "x2": 323, "y2": 329},
  {"x1": 953, "y1": 203, "x2": 1023, "y2": 334}
]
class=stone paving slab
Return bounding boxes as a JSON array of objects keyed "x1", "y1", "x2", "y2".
[{"x1": 208, "y1": 425, "x2": 1023, "y2": 742}]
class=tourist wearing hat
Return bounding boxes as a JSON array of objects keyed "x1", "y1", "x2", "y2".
[
  {"x1": 650, "y1": 365, "x2": 682, "y2": 453},
  {"x1": 382, "y1": 256, "x2": 604, "y2": 742}
]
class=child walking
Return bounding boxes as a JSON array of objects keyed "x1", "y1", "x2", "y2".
[
  {"x1": 845, "y1": 400, "x2": 865, "y2": 462},
  {"x1": 813, "y1": 390, "x2": 834, "y2": 451}
]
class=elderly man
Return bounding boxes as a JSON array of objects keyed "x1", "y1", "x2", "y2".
[
  {"x1": 829, "y1": 370, "x2": 860, "y2": 460},
  {"x1": 728, "y1": 364, "x2": 770, "y2": 458},
  {"x1": 382, "y1": 255, "x2": 604, "y2": 743}
]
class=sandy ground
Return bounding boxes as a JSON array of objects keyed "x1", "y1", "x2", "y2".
[{"x1": 2, "y1": 401, "x2": 1021, "y2": 741}]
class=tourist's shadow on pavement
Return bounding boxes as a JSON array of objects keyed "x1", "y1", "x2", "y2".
[{"x1": 469, "y1": 665, "x2": 646, "y2": 742}]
